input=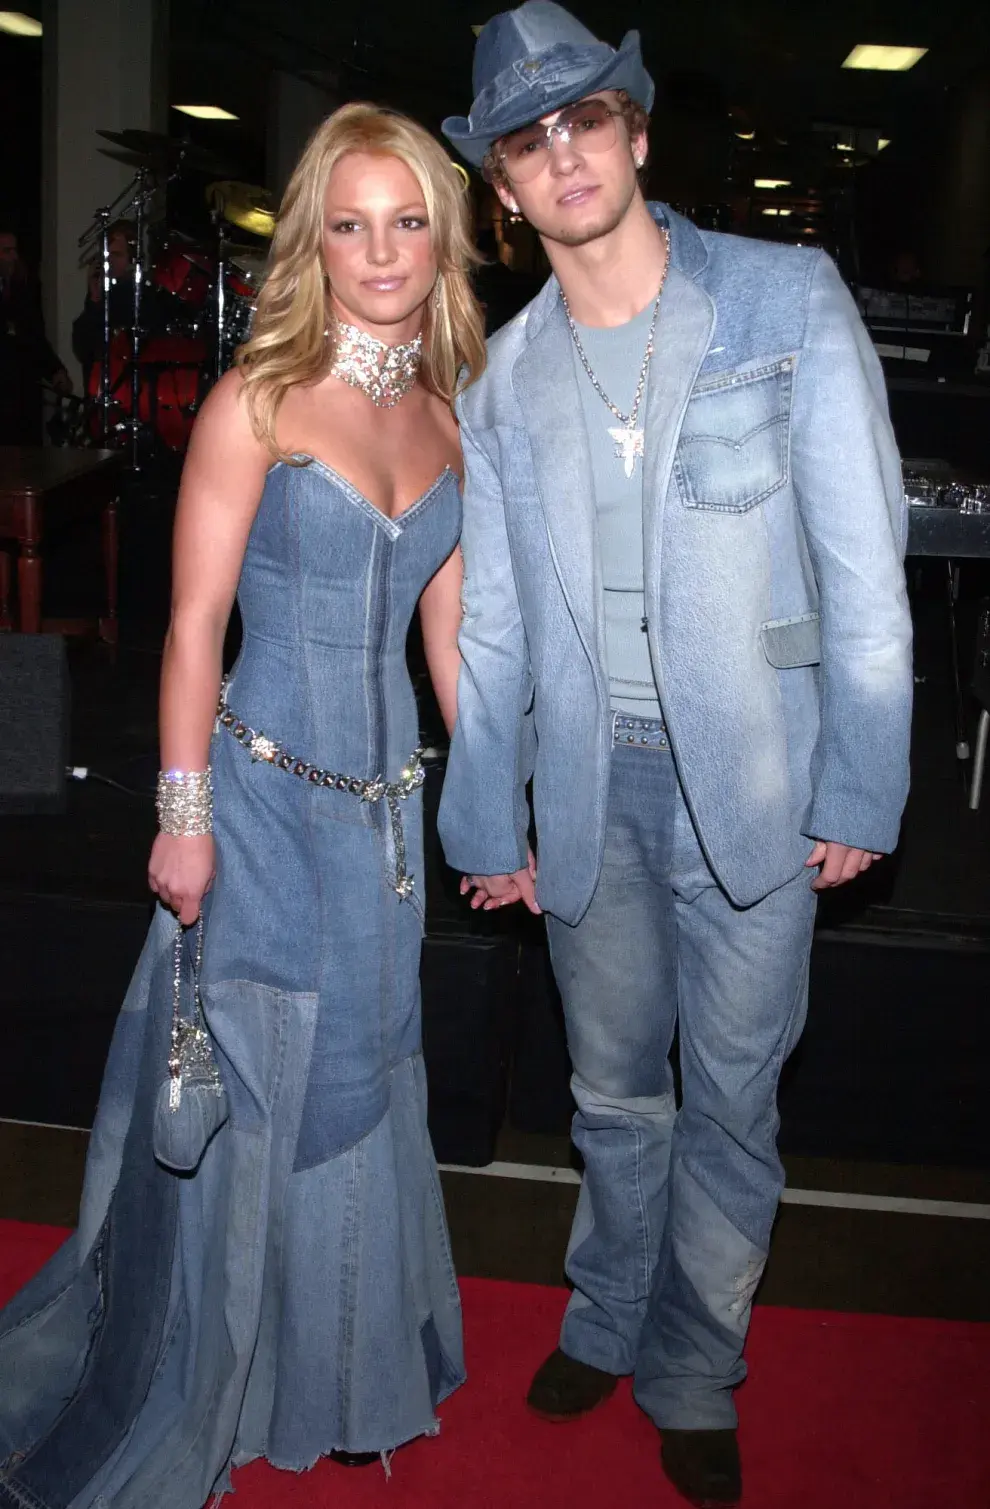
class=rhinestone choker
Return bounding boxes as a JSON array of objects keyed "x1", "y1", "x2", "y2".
[{"x1": 329, "y1": 318, "x2": 423, "y2": 408}]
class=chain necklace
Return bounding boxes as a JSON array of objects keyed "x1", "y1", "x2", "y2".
[
  {"x1": 561, "y1": 226, "x2": 671, "y2": 478},
  {"x1": 329, "y1": 318, "x2": 423, "y2": 408}
]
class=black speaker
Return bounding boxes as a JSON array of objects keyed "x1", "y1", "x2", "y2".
[
  {"x1": 973, "y1": 599, "x2": 990, "y2": 711},
  {"x1": 0, "y1": 635, "x2": 69, "y2": 814},
  {"x1": 421, "y1": 932, "x2": 518, "y2": 1166}
]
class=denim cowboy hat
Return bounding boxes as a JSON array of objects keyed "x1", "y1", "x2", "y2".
[{"x1": 442, "y1": 1, "x2": 655, "y2": 169}]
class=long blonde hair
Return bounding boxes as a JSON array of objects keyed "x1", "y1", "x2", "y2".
[{"x1": 237, "y1": 102, "x2": 486, "y2": 454}]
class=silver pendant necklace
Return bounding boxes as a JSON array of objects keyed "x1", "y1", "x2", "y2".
[
  {"x1": 561, "y1": 226, "x2": 671, "y2": 478},
  {"x1": 329, "y1": 318, "x2": 423, "y2": 409}
]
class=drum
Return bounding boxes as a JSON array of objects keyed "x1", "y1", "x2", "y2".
[
  {"x1": 139, "y1": 335, "x2": 208, "y2": 450},
  {"x1": 226, "y1": 262, "x2": 257, "y2": 300},
  {"x1": 152, "y1": 238, "x2": 213, "y2": 310},
  {"x1": 85, "y1": 331, "x2": 135, "y2": 442},
  {"x1": 86, "y1": 332, "x2": 207, "y2": 451},
  {"x1": 221, "y1": 255, "x2": 260, "y2": 368}
]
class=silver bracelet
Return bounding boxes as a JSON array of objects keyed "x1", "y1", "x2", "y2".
[{"x1": 156, "y1": 767, "x2": 214, "y2": 837}]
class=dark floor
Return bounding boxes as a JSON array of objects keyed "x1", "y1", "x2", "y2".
[{"x1": 3, "y1": 1120, "x2": 989, "y2": 1325}]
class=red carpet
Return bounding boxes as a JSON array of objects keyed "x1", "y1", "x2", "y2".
[{"x1": 2, "y1": 1221, "x2": 987, "y2": 1508}]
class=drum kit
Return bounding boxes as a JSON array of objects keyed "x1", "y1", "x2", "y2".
[{"x1": 77, "y1": 128, "x2": 276, "y2": 468}]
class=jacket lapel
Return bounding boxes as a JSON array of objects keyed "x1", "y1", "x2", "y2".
[
  {"x1": 513, "y1": 291, "x2": 604, "y2": 676},
  {"x1": 642, "y1": 266, "x2": 715, "y2": 586}
]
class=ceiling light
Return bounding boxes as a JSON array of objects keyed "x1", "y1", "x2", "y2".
[
  {"x1": 0, "y1": 11, "x2": 42, "y2": 35},
  {"x1": 777, "y1": 209, "x2": 792, "y2": 217},
  {"x1": 754, "y1": 179, "x2": 791, "y2": 189},
  {"x1": 761, "y1": 208, "x2": 779, "y2": 217},
  {"x1": 735, "y1": 130, "x2": 756, "y2": 140},
  {"x1": 835, "y1": 141, "x2": 854, "y2": 151},
  {"x1": 878, "y1": 138, "x2": 891, "y2": 150},
  {"x1": 472, "y1": 24, "x2": 484, "y2": 35},
  {"x1": 172, "y1": 104, "x2": 239, "y2": 121},
  {"x1": 842, "y1": 45, "x2": 927, "y2": 72}
]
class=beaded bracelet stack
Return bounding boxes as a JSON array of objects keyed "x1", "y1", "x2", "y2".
[{"x1": 156, "y1": 768, "x2": 213, "y2": 837}]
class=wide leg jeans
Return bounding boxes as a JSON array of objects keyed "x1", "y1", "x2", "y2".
[{"x1": 545, "y1": 716, "x2": 816, "y2": 1430}]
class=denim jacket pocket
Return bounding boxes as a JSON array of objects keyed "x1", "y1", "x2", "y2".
[
  {"x1": 674, "y1": 357, "x2": 794, "y2": 513},
  {"x1": 759, "y1": 610, "x2": 821, "y2": 668}
]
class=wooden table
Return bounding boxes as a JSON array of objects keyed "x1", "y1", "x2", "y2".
[{"x1": 0, "y1": 447, "x2": 122, "y2": 643}]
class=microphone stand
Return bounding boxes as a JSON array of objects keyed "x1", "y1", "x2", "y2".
[
  {"x1": 79, "y1": 174, "x2": 141, "y2": 451},
  {"x1": 99, "y1": 211, "x2": 112, "y2": 447},
  {"x1": 128, "y1": 170, "x2": 151, "y2": 471}
]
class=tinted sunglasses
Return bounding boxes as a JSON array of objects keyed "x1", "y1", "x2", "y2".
[{"x1": 495, "y1": 98, "x2": 627, "y2": 183}]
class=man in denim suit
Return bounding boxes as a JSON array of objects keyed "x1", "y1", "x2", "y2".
[{"x1": 440, "y1": 5, "x2": 912, "y2": 1502}]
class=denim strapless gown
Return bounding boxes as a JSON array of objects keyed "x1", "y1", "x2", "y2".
[{"x1": 0, "y1": 459, "x2": 465, "y2": 1508}]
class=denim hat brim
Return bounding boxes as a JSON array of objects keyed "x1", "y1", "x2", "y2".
[{"x1": 442, "y1": 29, "x2": 655, "y2": 169}]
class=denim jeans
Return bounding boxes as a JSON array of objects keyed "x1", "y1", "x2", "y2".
[{"x1": 545, "y1": 716, "x2": 816, "y2": 1430}]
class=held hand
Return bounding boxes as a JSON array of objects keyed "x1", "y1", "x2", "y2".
[
  {"x1": 805, "y1": 840, "x2": 884, "y2": 892},
  {"x1": 149, "y1": 832, "x2": 216, "y2": 926},
  {"x1": 459, "y1": 848, "x2": 541, "y2": 915}
]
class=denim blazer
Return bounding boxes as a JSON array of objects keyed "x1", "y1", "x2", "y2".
[{"x1": 438, "y1": 205, "x2": 913, "y2": 925}]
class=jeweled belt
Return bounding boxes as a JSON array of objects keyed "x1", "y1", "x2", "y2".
[{"x1": 215, "y1": 690, "x2": 425, "y2": 900}]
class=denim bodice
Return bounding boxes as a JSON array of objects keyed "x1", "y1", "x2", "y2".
[
  {"x1": 227, "y1": 456, "x2": 460, "y2": 782},
  {"x1": 203, "y1": 455, "x2": 460, "y2": 1166}
]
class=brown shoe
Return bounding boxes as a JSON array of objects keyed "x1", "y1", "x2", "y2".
[
  {"x1": 526, "y1": 1347, "x2": 619, "y2": 1422},
  {"x1": 659, "y1": 1429, "x2": 742, "y2": 1507}
]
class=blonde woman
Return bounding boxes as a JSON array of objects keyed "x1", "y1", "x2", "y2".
[{"x1": 0, "y1": 105, "x2": 483, "y2": 1506}]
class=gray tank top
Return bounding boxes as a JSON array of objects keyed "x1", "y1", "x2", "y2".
[{"x1": 571, "y1": 302, "x2": 661, "y2": 718}]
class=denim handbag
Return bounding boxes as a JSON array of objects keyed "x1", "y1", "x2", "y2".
[{"x1": 152, "y1": 914, "x2": 228, "y2": 1173}]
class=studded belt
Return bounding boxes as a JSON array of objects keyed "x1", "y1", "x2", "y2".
[
  {"x1": 612, "y1": 714, "x2": 670, "y2": 751},
  {"x1": 215, "y1": 687, "x2": 425, "y2": 900}
]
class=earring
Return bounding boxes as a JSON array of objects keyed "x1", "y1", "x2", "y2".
[{"x1": 433, "y1": 273, "x2": 444, "y2": 311}]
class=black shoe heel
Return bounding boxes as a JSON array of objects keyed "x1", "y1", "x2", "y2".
[{"x1": 329, "y1": 1449, "x2": 379, "y2": 1467}]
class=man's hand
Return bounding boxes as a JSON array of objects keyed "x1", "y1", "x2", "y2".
[
  {"x1": 805, "y1": 841, "x2": 884, "y2": 892},
  {"x1": 460, "y1": 848, "x2": 541, "y2": 914}
]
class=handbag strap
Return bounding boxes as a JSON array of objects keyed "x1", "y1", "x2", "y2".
[
  {"x1": 172, "y1": 913, "x2": 206, "y2": 1037},
  {"x1": 167, "y1": 914, "x2": 223, "y2": 1113}
]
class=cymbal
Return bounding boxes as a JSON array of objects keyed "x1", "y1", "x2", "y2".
[
  {"x1": 97, "y1": 129, "x2": 227, "y2": 173},
  {"x1": 227, "y1": 245, "x2": 267, "y2": 277},
  {"x1": 207, "y1": 180, "x2": 276, "y2": 240},
  {"x1": 98, "y1": 146, "x2": 163, "y2": 171},
  {"x1": 225, "y1": 242, "x2": 267, "y2": 263}
]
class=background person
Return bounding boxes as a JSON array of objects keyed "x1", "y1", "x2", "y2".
[{"x1": 0, "y1": 224, "x2": 72, "y2": 444}]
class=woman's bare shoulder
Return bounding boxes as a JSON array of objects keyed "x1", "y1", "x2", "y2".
[
  {"x1": 182, "y1": 368, "x2": 270, "y2": 488},
  {"x1": 193, "y1": 367, "x2": 252, "y2": 430},
  {"x1": 186, "y1": 369, "x2": 266, "y2": 457}
]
